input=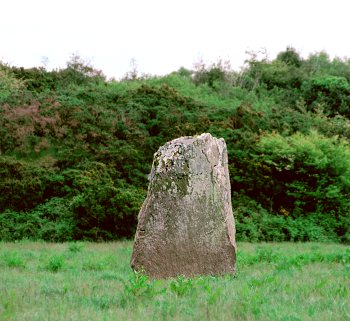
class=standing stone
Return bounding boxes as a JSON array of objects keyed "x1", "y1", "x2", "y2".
[{"x1": 131, "y1": 133, "x2": 236, "y2": 278}]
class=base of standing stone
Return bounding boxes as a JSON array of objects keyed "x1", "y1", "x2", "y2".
[{"x1": 131, "y1": 133, "x2": 236, "y2": 279}]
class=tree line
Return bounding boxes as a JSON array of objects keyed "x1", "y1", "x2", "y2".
[{"x1": 1, "y1": 48, "x2": 350, "y2": 242}]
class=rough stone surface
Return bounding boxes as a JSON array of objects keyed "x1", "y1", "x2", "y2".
[{"x1": 130, "y1": 133, "x2": 236, "y2": 278}]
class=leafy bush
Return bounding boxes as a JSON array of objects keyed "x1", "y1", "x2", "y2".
[
  {"x1": 234, "y1": 196, "x2": 338, "y2": 242},
  {"x1": 276, "y1": 47, "x2": 302, "y2": 67},
  {"x1": 0, "y1": 156, "x2": 61, "y2": 212},
  {"x1": 301, "y1": 76, "x2": 350, "y2": 116},
  {"x1": 0, "y1": 209, "x2": 41, "y2": 241},
  {"x1": 72, "y1": 184, "x2": 145, "y2": 240},
  {"x1": 33, "y1": 198, "x2": 75, "y2": 241},
  {"x1": 241, "y1": 48, "x2": 303, "y2": 93},
  {"x1": 0, "y1": 64, "x2": 26, "y2": 103},
  {"x1": 10, "y1": 66, "x2": 57, "y2": 93},
  {"x1": 234, "y1": 131, "x2": 350, "y2": 241},
  {"x1": 0, "y1": 198, "x2": 74, "y2": 242},
  {"x1": 192, "y1": 59, "x2": 230, "y2": 89}
]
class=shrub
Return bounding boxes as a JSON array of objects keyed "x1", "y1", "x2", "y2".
[
  {"x1": 0, "y1": 198, "x2": 74, "y2": 242},
  {"x1": 192, "y1": 59, "x2": 231, "y2": 89},
  {"x1": 0, "y1": 209, "x2": 41, "y2": 241},
  {"x1": 247, "y1": 131, "x2": 350, "y2": 241},
  {"x1": 33, "y1": 198, "x2": 75, "y2": 241},
  {"x1": 44, "y1": 255, "x2": 65, "y2": 272},
  {"x1": 10, "y1": 66, "x2": 57, "y2": 93},
  {"x1": 301, "y1": 76, "x2": 350, "y2": 116},
  {"x1": 234, "y1": 195, "x2": 339, "y2": 242},
  {"x1": 0, "y1": 64, "x2": 26, "y2": 103},
  {"x1": 0, "y1": 156, "x2": 60, "y2": 212},
  {"x1": 276, "y1": 47, "x2": 302, "y2": 67},
  {"x1": 72, "y1": 184, "x2": 145, "y2": 240}
]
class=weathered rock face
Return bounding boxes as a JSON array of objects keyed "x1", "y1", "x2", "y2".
[{"x1": 130, "y1": 133, "x2": 236, "y2": 278}]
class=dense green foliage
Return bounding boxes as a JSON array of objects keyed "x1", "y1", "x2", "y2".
[
  {"x1": 1, "y1": 48, "x2": 350, "y2": 242},
  {"x1": 1, "y1": 242, "x2": 349, "y2": 320}
]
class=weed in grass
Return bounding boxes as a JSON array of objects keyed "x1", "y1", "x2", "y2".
[
  {"x1": 199, "y1": 279, "x2": 222, "y2": 321},
  {"x1": 44, "y1": 255, "x2": 65, "y2": 272},
  {"x1": 123, "y1": 270, "x2": 156, "y2": 298},
  {"x1": 275, "y1": 257, "x2": 302, "y2": 273},
  {"x1": 117, "y1": 270, "x2": 158, "y2": 309},
  {"x1": 2, "y1": 251, "x2": 25, "y2": 268},
  {"x1": 256, "y1": 246, "x2": 280, "y2": 263},
  {"x1": 170, "y1": 275, "x2": 194, "y2": 297},
  {"x1": 68, "y1": 242, "x2": 84, "y2": 253},
  {"x1": 82, "y1": 257, "x2": 105, "y2": 271}
]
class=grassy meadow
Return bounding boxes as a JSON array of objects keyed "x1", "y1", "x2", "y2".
[{"x1": 0, "y1": 241, "x2": 349, "y2": 321}]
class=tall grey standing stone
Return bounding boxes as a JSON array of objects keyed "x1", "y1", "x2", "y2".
[{"x1": 131, "y1": 133, "x2": 236, "y2": 278}]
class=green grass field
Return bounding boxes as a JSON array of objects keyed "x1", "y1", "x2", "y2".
[{"x1": 0, "y1": 241, "x2": 349, "y2": 321}]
